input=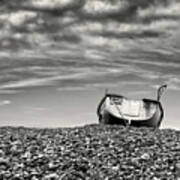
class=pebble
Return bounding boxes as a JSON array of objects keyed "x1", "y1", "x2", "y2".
[
  {"x1": 0, "y1": 149, "x2": 4, "y2": 157},
  {"x1": 0, "y1": 125, "x2": 179, "y2": 179},
  {"x1": 176, "y1": 163, "x2": 180, "y2": 170},
  {"x1": 141, "y1": 153, "x2": 150, "y2": 160},
  {"x1": 153, "y1": 177, "x2": 160, "y2": 180},
  {"x1": 31, "y1": 176, "x2": 39, "y2": 180},
  {"x1": 48, "y1": 162, "x2": 59, "y2": 170},
  {"x1": 176, "y1": 162, "x2": 180, "y2": 177},
  {"x1": 111, "y1": 165, "x2": 119, "y2": 171},
  {"x1": 43, "y1": 173, "x2": 59, "y2": 180},
  {"x1": 0, "y1": 157, "x2": 9, "y2": 167}
]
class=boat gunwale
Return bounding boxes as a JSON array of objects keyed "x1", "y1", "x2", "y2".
[
  {"x1": 97, "y1": 93, "x2": 163, "y2": 119},
  {"x1": 106, "y1": 93, "x2": 160, "y2": 104}
]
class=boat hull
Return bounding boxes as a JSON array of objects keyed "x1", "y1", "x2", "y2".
[{"x1": 97, "y1": 94, "x2": 164, "y2": 128}]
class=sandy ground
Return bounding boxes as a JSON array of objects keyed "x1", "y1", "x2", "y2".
[{"x1": 0, "y1": 124, "x2": 180, "y2": 179}]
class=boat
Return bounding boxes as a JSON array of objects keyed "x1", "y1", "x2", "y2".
[{"x1": 97, "y1": 85, "x2": 167, "y2": 128}]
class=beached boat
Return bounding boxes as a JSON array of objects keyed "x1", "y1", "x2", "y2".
[{"x1": 97, "y1": 85, "x2": 167, "y2": 128}]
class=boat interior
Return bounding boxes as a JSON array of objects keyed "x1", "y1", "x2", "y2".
[{"x1": 105, "y1": 95, "x2": 158, "y2": 120}]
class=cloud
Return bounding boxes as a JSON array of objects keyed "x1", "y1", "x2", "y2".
[
  {"x1": 52, "y1": 33, "x2": 81, "y2": 43},
  {"x1": 150, "y1": 74, "x2": 180, "y2": 91},
  {"x1": 167, "y1": 84, "x2": 180, "y2": 91},
  {"x1": 0, "y1": 100, "x2": 11, "y2": 106},
  {"x1": 78, "y1": 0, "x2": 174, "y2": 22},
  {"x1": 1, "y1": 0, "x2": 179, "y2": 52},
  {"x1": 152, "y1": 83, "x2": 180, "y2": 91},
  {"x1": 92, "y1": 30, "x2": 163, "y2": 39},
  {"x1": 0, "y1": 37, "x2": 31, "y2": 50},
  {"x1": 164, "y1": 76, "x2": 180, "y2": 91},
  {"x1": 2, "y1": 0, "x2": 178, "y2": 24},
  {"x1": 56, "y1": 81, "x2": 148, "y2": 92},
  {"x1": 0, "y1": 0, "x2": 180, "y2": 92},
  {"x1": 4, "y1": 0, "x2": 85, "y2": 15},
  {"x1": 8, "y1": 11, "x2": 37, "y2": 26},
  {"x1": 0, "y1": 72, "x2": 87, "y2": 90}
]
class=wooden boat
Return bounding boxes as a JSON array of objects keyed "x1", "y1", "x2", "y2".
[{"x1": 97, "y1": 85, "x2": 167, "y2": 128}]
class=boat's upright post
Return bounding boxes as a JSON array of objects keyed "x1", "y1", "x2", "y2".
[
  {"x1": 154, "y1": 84, "x2": 167, "y2": 131},
  {"x1": 157, "y1": 84, "x2": 167, "y2": 101}
]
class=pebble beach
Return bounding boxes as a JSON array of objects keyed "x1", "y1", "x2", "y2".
[{"x1": 0, "y1": 124, "x2": 180, "y2": 179}]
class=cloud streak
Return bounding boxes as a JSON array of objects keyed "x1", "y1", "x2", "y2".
[
  {"x1": 0, "y1": 100, "x2": 11, "y2": 106},
  {"x1": 0, "y1": 0, "x2": 180, "y2": 92}
]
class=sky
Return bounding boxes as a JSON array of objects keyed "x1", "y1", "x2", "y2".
[{"x1": 0, "y1": 0, "x2": 180, "y2": 129}]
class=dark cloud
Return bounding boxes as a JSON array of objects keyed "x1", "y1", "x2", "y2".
[
  {"x1": 0, "y1": 0, "x2": 180, "y2": 91},
  {"x1": 78, "y1": 4, "x2": 136, "y2": 22},
  {"x1": 0, "y1": 37, "x2": 31, "y2": 50},
  {"x1": 1, "y1": 0, "x2": 174, "y2": 22},
  {"x1": 52, "y1": 33, "x2": 81, "y2": 43},
  {"x1": 139, "y1": 14, "x2": 180, "y2": 24},
  {"x1": 77, "y1": 0, "x2": 173, "y2": 22},
  {"x1": 126, "y1": 0, "x2": 171, "y2": 8},
  {"x1": 3, "y1": 0, "x2": 85, "y2": 16},
  {"x1": 91, "y1": 30, "x2": 164, "y2": 39}
]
